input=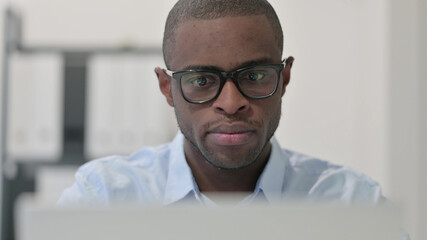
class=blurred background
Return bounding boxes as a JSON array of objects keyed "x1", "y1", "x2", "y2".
[{"x1": 0, "y1": 0, "x2": 425, "y2": 239}]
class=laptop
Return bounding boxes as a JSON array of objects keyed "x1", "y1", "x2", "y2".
[{"x1": 15, "y1": 194, "x2": 402, "y2": 240}]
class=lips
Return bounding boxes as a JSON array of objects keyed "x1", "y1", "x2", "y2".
[{"x1": 207, "y1": 124, "x2": 255, "y2": 146}]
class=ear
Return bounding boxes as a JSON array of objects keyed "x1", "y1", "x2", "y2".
[
  {"x1": 155, "y1": 67, "x2": 174, "y2": 107},
  {"x1": 280, "y1": 56, "x2": 294, "y2": 96}
]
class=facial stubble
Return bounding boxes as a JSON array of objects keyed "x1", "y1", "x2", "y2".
[{"x1": 174, "y1": 98, "x2": 282, "y2": 170}]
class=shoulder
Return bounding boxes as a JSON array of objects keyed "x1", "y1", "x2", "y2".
[
  {"x1": 82, "y1": 142, "x2": 172, "y2": 177},
  {"x1": 58, "y1": 143, "x2": 173, "y2": 205},
  {"x1": 282, "y1": 149, "x2": 385, "y2": 204}
]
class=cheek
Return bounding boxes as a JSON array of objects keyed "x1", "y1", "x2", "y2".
[
  {"x1": 259, "y1": 97, "x2": 282, "y2": 125},
  {"x1": 258, "y1": 95, "x2": 282, "y2": 114},
  {"x1": 171, "y1": 83, "x2": 182, "y2": 104},
  {"x1": 173, "y1": 96, "x2": 207, "y2": 133}
]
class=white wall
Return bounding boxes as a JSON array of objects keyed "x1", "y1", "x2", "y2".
[
  {"x1": 0, "y1": 0, "x2": 425, "y2": 239},
  {"x1": 272, "y1": 0, "x2": 390, "y2": 195},
  {"x1": 389, "y1": 0, "x2": 426, "y2": 239},
  {"x1": 420, "y1": 1, "x2": 427, "y2": 238},
  {"x1": 12, "y1": 0, "x2": 172, "y2": 48}
]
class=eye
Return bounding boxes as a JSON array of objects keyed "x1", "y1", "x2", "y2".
[
  {"x1": 185, "y1": 74, "x2": 218, "y2": 88},
  {"x1": 193, "y1": 77, "x2": 208, "y2": 87},
  {"x1": 247, "y1": 72, "x2": 265, "y2": 81}
]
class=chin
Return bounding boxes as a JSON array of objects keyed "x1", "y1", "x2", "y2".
[{"x1": 202, "y1": 146, "x2": 262, "y2": 170}]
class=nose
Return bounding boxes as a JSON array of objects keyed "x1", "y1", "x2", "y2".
[{"x1": 212, "y1": 79, "x2": 249, "y2": 115}]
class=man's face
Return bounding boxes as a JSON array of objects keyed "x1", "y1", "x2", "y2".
[{"x1": 159, "y1": 15, "x2": 290, "y2": 170}]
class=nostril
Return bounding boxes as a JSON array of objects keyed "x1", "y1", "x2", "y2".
[
  {"x1": 215, "y1": 104, "x2": 247, "y2": 115},
  {"x1": 238, "y1": 105, "x2": 247, "y2": 111}
]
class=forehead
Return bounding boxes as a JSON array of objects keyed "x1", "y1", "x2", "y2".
[{"x1": 169, "y1": 15, "x2": 281, "y2": 71}]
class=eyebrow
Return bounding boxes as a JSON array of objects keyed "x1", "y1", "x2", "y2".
[{"x1": 181, "y1": 57, "x2": 276, "y2": 72}]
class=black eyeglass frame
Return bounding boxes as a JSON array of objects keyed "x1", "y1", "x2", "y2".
[{"x1": 166, "y1": 59, "x2": 287, "y2": 104}]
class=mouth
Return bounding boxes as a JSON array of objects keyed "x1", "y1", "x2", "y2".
[{"x1": 207, "y1": 125, "x2": 255, "y2": 146}]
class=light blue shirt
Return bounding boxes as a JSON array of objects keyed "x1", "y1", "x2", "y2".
[{"x1": 58, "y1": 132, "x2": 385, "y2": 206}]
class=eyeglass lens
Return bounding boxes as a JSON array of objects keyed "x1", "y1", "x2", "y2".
[{"x1": 180, "y1": 66, "x2": 279, "y2": 102}]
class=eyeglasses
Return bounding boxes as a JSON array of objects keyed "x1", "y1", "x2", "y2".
[{"x1": 165, "y1": 59, "x2": 286, "y2": 104}]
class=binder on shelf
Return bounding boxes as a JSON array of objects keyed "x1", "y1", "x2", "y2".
[{"x1": 7, "y1": 53, "x2": 64, "y2": 162}]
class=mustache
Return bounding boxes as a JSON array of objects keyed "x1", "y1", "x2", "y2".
[{"x1": 202, "y1": 117, "x2": 263, "y2": 131}]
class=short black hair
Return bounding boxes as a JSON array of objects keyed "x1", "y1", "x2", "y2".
[{"x1": 163, "y1": 0, "x2": 284, "y2": 69}]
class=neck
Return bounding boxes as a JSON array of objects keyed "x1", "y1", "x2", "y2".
[{"x1": 184, "y1": 141, "x2": 271, "y2": 193}]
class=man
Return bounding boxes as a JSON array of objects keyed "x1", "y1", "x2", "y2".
[{"x1": 58, "y1": 0, "x2": 385, "y2": 206}]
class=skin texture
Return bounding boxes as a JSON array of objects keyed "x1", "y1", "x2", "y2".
[{"x1": 156, "y1": 15, "x2": 294, "y2": 193}]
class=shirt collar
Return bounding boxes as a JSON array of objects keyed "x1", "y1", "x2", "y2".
[
  {"x1": 163, "y1": 132, "x2": 198, "y2": 205},
  {"x1": 255, "y1": 137, "x2": 287, "y2": 204},
  {"x1": 163, "y1": 133, "x2": 288, "y2": 205}
]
